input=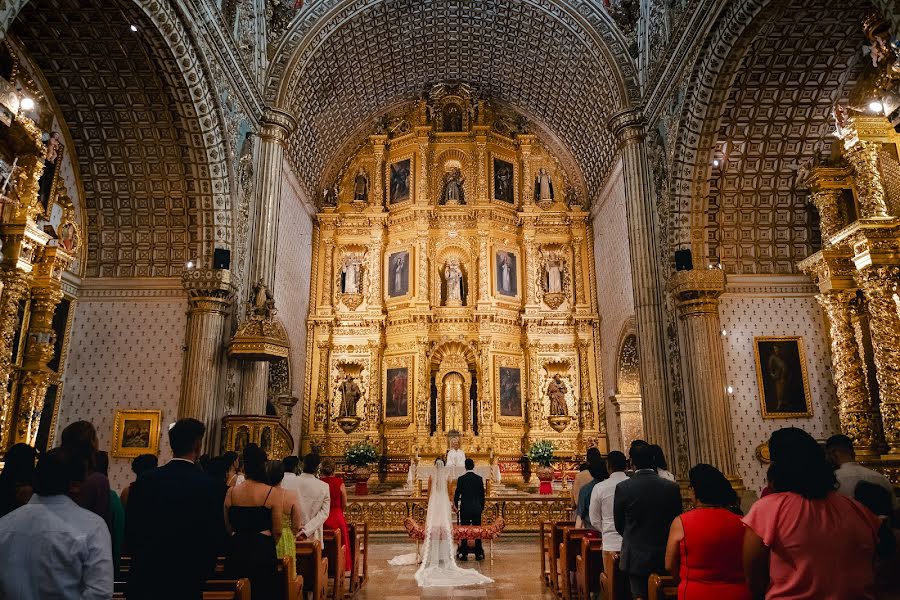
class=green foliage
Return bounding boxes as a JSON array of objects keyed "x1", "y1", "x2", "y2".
[
  {"x1": 345, "y1": 441, "x2": 379, "y2": 467},
  {"x1": 526, "y1": 440, "x2": 556, "y2": 467}
]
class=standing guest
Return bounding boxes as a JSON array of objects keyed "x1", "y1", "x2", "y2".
[
  {"x1": 650, "y1": 444, "x2": 675, "y2": 482},
  {"x1": 95, "y1": 450, "x2": 125, "y2": 573},
  {"x1": 589, "y1": 450, "x2": 629, "y2": 553},
  {"x1": 665, "y1": 464, "x2": 749, "y2": 600},
  {"x1": 282, "y1": 455, "x2": 300, "y2": 488},
  {"x1": 320, "y1": 457, "x2": 353, "y2": 567},
  {"x1": 223, "y1": 450, "x2": 240, "y2": 487},
  {"x1": 759, "y1": 464, "x2": 776, "y2": 498},
  {"x1": 626, "y1": 439, "x2": 650, "y2": 474},
  {"x1": 743, "y1": 427, "x2": 882, "y2": 599},
  {"x1": 0, "y1": 442, "x2": 37, "y2": 518},
  {"x1": 295, "y1": 453, "x2": 331, "y2": 542},
  {"x1": 126, "y1": 418, "x2": 223, "y2": 600},
  {"x1": 205, "y1": 456, "x2": 231, "y2": 502},
  {"x1": 61, "y1": 420, "x2": 111, "y2": 526},
  {"x1": 571, "y1": 446, "x2": 602, "y2": 509},
  {"x1": 576, "y1": 459, "x2": 608, "y2": 530},
  {"x1": 0, "y1": 448, "x2": 112, "y2": 600},
  {"x1": 224, "y1": 444, "x2": 282, "y2": 600},
  {"x1": 267, "y1": 459, "x2": 301, "y2": 578},
  {"x1": 120, "y1": 453, "x2": 157, "y2": 508},
  {"x1": 826, "y1": 434, "x2": 899, "y2": 511},
  {"x1": 614, "y1": 443, "x2": 682, "y2": 600}
]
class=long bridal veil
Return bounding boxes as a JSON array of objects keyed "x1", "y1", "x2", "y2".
[{"x1": 389, "y1": 460, "x2": 493, "y2": 587}]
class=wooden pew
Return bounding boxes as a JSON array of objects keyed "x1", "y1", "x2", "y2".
[
  {"x1": 323, "y1": 529, "x2": 347, "y2": 600},
  {"x1": 549, "y1": 520, "x2": 575, "y2": 596},
  {"x1": 275, "y1": 556, "x2": 304, "y2": 600},
  {"x1": 348, "y1": 523, "x2": 369, "y2": 594},
  {"x1": 575, "y1": 537, "x2": 604, "y2": 600},
  {"x1": 599, "y1": 551, "x2": 630, "y2": 600},
  {"x1": 559, "y1": 528, "x2": 594, "y2": 600},
  {"x1": 540, "y1": 521, "x2": 553, "y2": 586},
  {"x1": 296, "y1": 539, "x2": 329, "y2": 600},
  {"x1": 114, "y1": 578, "x2": 251, "y2": 600},
  {"x1": 648, "y1": 574, "x2": 677, "y2": 600}
]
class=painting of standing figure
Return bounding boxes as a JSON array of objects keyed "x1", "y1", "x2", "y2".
[{"x1": 754, "y1": 337, "x2": 812, "y2": 418}]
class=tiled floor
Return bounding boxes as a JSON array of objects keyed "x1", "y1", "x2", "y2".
[{"x1": 358, "y1": 536, "x2": 554, "y2": 600}]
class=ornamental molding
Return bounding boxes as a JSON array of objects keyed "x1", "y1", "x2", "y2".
[{"x1": 721, "y1": 274, "x2": 819, "y2": 298}]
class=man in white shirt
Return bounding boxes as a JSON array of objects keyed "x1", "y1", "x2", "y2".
[
  {"x1": 0, "y1": 447, "x2": 113, "y2": 600},
  {"x1": 295, "y1": 453, "x2": 331, "y2": 541},
  {"x1": 826, "y1": 434, "x2": 899, "y2": 510},
  {"x1": 589, "y1": 450, "x2": 629, "y2": 552},
  {"x1": 281, "y1": 455, "x2": 301, "y2": 495}
]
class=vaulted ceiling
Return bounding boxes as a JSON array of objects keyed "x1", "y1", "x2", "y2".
[{"x1": 270, "y1": 0, "x2": 638, "y2": 202}]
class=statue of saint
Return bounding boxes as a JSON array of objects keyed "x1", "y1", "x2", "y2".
[
  {"x1": 353, "y1": 168, "x2": 368, "y2": 202},
  {"x1": 444, "y1": 260, "x2": 463, "y2": 303},
  {"x1": 534, "y1": 168, "x2": 554, "y2": 202},
  {"x1": 547, "y1": 374, "x2": 568, "y2": 416},
  {"x1": 342, "y1": 258, "x2": 360, "y2": 294},
  {"x1": 546, "y1": 258, "x2": 563, "y2": 293},
  {"x1": 442, "y1": 168, "x2": 464, "y2": 204},
  {"x1": 339, "y1": 375, "x2": 362, "y2": 417},
  {"x1": 249, "y1": 279, "x2": 273, "y2": 318}
]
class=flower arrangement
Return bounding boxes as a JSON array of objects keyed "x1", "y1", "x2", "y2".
[
  {"x1": 526, "y1": 440, "x2": 556, "y2": 467},
  {"x1": 345, "y1": 441, "x2": 379, "y2": 467}
]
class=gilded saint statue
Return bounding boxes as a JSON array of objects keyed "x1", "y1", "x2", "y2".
[
  {"x1": 444, "y1": 260, "x2": 463, "y2": 305},
  {"x1": 547, "y1": 374, "x2": 568, "y2": 416},
  {"x1": 441, "y1": 168, "x2": 465, "y2": 204},
  {"x1": 353, "y1": 168, "x2": 368, "y2": 202},
  {"x1": 342, "y1": 257, "x2": 361, "y2": 294},
  {"x1": 339, "y1": 375, "x2": 362, "y2": 417},
  {"x1": 443, "y1": 372, "x2": 465, "y2": 432},
  {"x1": 534, "y1": 168, "x2": 554, "y2": 203}
]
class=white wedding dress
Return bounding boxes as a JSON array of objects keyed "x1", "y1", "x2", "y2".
[{"x1": 389, "y1": 460, "x2": 493, "y2": 587}]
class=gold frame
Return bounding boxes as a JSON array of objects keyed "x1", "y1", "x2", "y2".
[
  {"x1": 490, "y1": 155, "x2": 517, "y2": 207},
  {"x1": 492, "y1": 244, "x2": 521, "y2": 302},
  {"x1": 111, "y1": 409, "x2": 162, "y2": 458},
  {"x1": 753, "y1": 336, "x2": 813, "y2": 419},
  {"x1": 383, "y1": 355, "x2": 414, "y2": 425},
  {"x1": 494, "y1": 354, "x2": 525, "y2": 424},
  {"x1": 384, "y1": 246, "x2": 415, "y2": 303}
]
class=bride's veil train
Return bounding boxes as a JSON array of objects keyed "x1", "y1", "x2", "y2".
[{"x1": 388, "y1": 459, "x2": 493, "y2": 587}]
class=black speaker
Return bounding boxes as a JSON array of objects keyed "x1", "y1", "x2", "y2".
[
  {"x1": 213, "y1": 248, "x2": 231, "y2": 270},
  {"x1": 674, "y1": 249, "x2": 693, "y2": 271}
]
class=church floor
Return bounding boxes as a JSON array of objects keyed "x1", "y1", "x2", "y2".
[{"x1": 358, "y1": 536, "x2": 553, "y2": 600}]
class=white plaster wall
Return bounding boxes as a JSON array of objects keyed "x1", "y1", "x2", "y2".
[
  {"x1": 56, "y1": 285, "x2": 187, "y2": 492},
  {"x1": 591, "y1": 160, "x2": 635, "y2": 452},
  {"x1": 274, "y1": 165, "x2": 315, "y2": 445},
  {"x1": 719, "y1": 277, "x2": 839, "y2": 494}
]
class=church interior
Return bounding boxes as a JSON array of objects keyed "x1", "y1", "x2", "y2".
[{"x1": 1, "y1": 0, "x2": 900, "y2": 598}]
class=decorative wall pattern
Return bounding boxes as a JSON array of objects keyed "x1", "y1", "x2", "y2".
[
  {"x1": 273, "y1": 165, "x2": 314, "y2": 440},
  {"x1": 591, "y1": 161, "x2": 635, "y2": 451},
  {"x1": 719, "y1": 281, "x2": 838, "y2": 494},
  {"x1": 57, "y1": 290, "x2": 187, "y2": 491}
]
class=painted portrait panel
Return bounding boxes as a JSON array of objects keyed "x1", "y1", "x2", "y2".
[
  {"x1": 389, "y1": 159, "x2": 411, "y2": 204},
  {"x1": 493, "y1": 158, "x2": 514, "y2": 203},
  {"x1": 386, "y1": 367, "x2": 409, "y2": 418},
  {"x1": 495, "y1": 250, "x2": 517, "y2": 297},
  {"x1": 388, "y1": 250, "x2": 410, "y2": 297},
  {"x1": 499, "y1": 367, "x2": 522, "y2": 417},
  {"x1": 754, "y1": 337, "x2": 812, "y2": 418}
]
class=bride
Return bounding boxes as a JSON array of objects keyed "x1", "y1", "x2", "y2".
[{"x1": 389, "y1": 459, "x2": 493, "y2": 587}]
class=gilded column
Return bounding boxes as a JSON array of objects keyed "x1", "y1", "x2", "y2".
[
  {"x1": 369, "y1": 228, "x2": 385, "y2": 309},
  {"x1": 518, "y1": 135, "x2": 535, "y2": 206},
  {"x1": 416, "y1": 340, "x2": 429, "y2": 435},
  {"x1": 807, "y1": 187, "x2": 844, "y2": 241},
  {"x1": 577, "y1": 338, "x2": 595, "y2": 431},
  {"x1": 322, "y1": 237, "x2": 335, "y2": 309},
  {"x1": 818, "y1": 290, "x2": 884, "y2": 455},
  {"x1": 857, "y1": 266, "x2": 900, "y2": 453},
  {"x1": 370, "y1": 135, "x2": 387, "y2": 208},
  {"x1": 313, "y1": 326, "x2": 331, "y2": 434},
  {"x1": 477, "y1": 339, "x2": 493, "y2": 437},
  {"x1": 180, "y1": 268, "x2": 233, "y2": 447},
  {"x1": 845, "y1": 141, "x2": 889, "y2": 218},
  {"x1": 477, "y1": 231, "x2": 490, "y2": 305},
  {"x1": 0, "y1": 270, "x2": 32, "y2": 450},
  {"x1": 571, "y1": 232, "x2": 585, "y2": 307},
  {"x1": 668, "y1": 269, "x2": 738, "y2": 478},
  {"x1": 608, "y1": 108, "x2": 676, "y2": 459},
  {"x1": 524, "y1": 231, "x2": 538, "y2": 306},
  {"x1": 417, "y1": 234, "x2": 429, "y2": 305}
]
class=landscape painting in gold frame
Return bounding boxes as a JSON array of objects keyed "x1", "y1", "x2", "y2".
[{"x1": 112, "y1": 409, "x2": 161, "y2": 458}]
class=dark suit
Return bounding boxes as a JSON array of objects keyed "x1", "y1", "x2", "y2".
[
  {"x1": 613, "y1": 469, "x2": 682, "y2": 591},
  {"x1": 454, "y1": 470, "x2": 485, "y2": 557},
  {"x1": 125, "y1": 459, "x2": 224, "y2": 600}
]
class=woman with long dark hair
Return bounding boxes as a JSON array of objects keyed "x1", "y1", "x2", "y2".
[
  {"x1": 60, "y1": 420, "x2": 111, "y2": 527},
  {"x1": 743, "y1": 427, "x2": 881, "y2": 599}
]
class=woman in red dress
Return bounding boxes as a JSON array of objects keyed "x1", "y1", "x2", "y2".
[
  {"x1": 320, "y1": 457, "x2": 352, "y2": 569},
  {"x1": 665, "y1": 464, "x2": 750, "y2": 600}
]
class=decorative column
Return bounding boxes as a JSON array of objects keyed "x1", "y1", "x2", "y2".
[
  {"x1": 518, "y1": 135, "x2": 535, "y2": 206},
  {"x1": 0, "y1": 270, "x2": 31, "y2": 449},
  {"x1": 608, "y1": 108, "x2": 676, "y2": 459},
  {"x1": 844, "y1": 141, "x2": 889, "y2": 218},
  {"x1": 416, "y1": 340, "x2": 429, "y2": 436},
  {"x1": 370, "y1": 135, "x2": 387, "y2": 208},
  {"x1": 668, "y1": 269, "x2": 739, "y2": 479},
  {"x1": 369, "y1": 228, "x2": 385, "y2": 309},
  {"x1": 322, "y1": 237, "x2": 335, "y2": 309},
  {"x1": 477, "y1": 231, "x2": 490, "y2": 306},
  {"x1": 523, "y1": 231, "x2": 539, "y2": 307},
  {"x1": 577, "y1": 338, "x2": 595, "y2": 431},
  {"x1": 477, "y1": 339, "x2": 493, "y2": 437},
  {"x1": 416, "y1": 233, "x2": 429, "y2": 305},
  {"x1": 571, "y1": 231, "x2": 586, "y2": 308},
  {"x1": 180, "y1": 268, "x2": 233, "y2": 447},
  {"x1": 807, "y1": 186, "x2": 844, "y2": 241},
  {"x1": 818, "y1": 290, "x2": 885, "y2": 456}
]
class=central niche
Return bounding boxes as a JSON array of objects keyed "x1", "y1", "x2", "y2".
[{"x1": 436, "y1": 245, "x2": 470, "y2": 307}]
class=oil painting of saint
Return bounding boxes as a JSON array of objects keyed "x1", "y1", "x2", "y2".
[
  {"x1": 499, "y1": 367, "x2": 522, "y2": 417},
  {"x1": 390, "y1": 159, "x2": 411, "y2": 204},
  {"x1": 754, "y1": 337, "x2": 811, "y2": 418},
  {"x1": 495, "y1": 250, "x2": 517, "y2": 297},
  {"x1": 388, "y1": 251, "x2": 410, "y2": 297},
  {"x1": 386, "y1": 367, "x2": 409, "y2": 417}
]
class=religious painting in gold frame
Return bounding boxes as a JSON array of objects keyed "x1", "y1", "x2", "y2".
[
  {"x1": 383, "y1": 354, "x2": 414, "y2": 426},
  {"x1": 753, "y1": 336, "x2": 812, "y2": 419},
  {"x1": 112, "y1": 409, "x2": 162, "y2": 458},
  {"x1": 491, "y1": 155, "x2": 516, "y2": 205},
  {"x1": 492, "y1": 243, "x2": 521, "y2": 302},
  {"x1": 385, "y1": 245, "x2": 414, "y2": 303},
  {"x1": 494, "y1": 354, "x2": 525, "y2": 424},
  {"x1": 388, "y1": 155, "x2": 414, "y2": 206}
]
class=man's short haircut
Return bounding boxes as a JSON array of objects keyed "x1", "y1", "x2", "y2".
[
  {"x1": 630, "y1": 443, "x2": 655, "y2": 470},
  {"x1": 169, "y1": 418, "x2": 206, "y2": 456},
  {"x1": 303, "y1": 452, "x2": 321, "y2": 474},
  {"x1": 282, "y1": 455, "x2": 300, "y2": 474},
  {"x1": 607, "y1": 450, "x2": 627, "y2": 472},
  {"x1": 825, "y1": 434, "x2": 854, "y2": 455},
  {"x1": 34, "y1": 448, "x2": 86, "y2": 496},
  {"x1": 464, "y1": 458, "x2": 475, "y2": 471}
]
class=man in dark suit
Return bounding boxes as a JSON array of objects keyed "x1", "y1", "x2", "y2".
[
  {"x1": 453, "y1": 458, "x2": 486, "y2": 561},
  {"x1": 126, "y1": 418, "x2": 224, "y2": 600},
  {"x1": 613, "y1": 443, "x2": 682, "y2": 600}
]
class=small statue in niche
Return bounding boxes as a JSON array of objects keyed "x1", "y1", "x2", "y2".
[
  {"x1": 443, "y1": 104, "x2": 463, "y2": 132},
  {"x1": 322, "y1": 184, "x2": 338, "y2": 207},
  {"x1": 342, "y1": 257, "x2": 361, "y2": 294},
  {"x1": 339, "y1": 374, "x2": 362, "y2": 417},
  {"x1": 444, "y1": 259, "x2": 463, "y2": 304},
  {"x1": 353, "y1": 168, "x2": 368, "y2": 202},
  {"x1": 547, "y1": 374, "x2": 568, "y2": 416},
  {"x1": 545, "y1": 256, "x2": 564, "y2": 294},
  {"x1": 248, "y1": 279, "x2": 274, "y2": 318},
  {"x1": 441, "y1": 168, "x2": 465, "y2": 205},
  {"x1": 38, "y1": 132, "x2": 61, "y2": 210},
  {"x1": 534, "y1": 168, "x2": 554, "y2": 203}
]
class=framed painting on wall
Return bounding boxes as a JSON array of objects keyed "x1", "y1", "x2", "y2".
[
  {"x1": 385, "y1": 366, "x2": 410, "y2": 418},
  {"x1": 112, "y1": 409, "x2": 161, "y2": 458},
  {"x1": 494, "y1": 249, "x2": 518, "y2": 299},
  {"x1": 753, "y1": 336, "x2": 812, "y2": 419},
  {"x1": 492, "y1": 158, "x2": 514, "y2": 203},
  {"x1": 389, "y1": 158, "x2": 412, "y2": 204},
  {"x1": 387, "y1": 249, "x2": 411, "y2": 299},
  {"x1": 498, "y1": 366, "x2": 522, "y2": 417}
]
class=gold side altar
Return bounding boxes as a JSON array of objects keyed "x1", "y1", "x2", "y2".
[{"x1": 302, "y1": 84, "x2": 607, "y2": 464}]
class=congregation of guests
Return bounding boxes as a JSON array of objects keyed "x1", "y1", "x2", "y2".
[{"x1": 0, "y1": 417, "x2": 352, "y2": 599}]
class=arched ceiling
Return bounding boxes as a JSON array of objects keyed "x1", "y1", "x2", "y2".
[
  {"x1": 12, "y1": 0, "x2": 227, "y2": 278},
  {"x1": 271, "y1": 0, "x2": 637, "y2": 202}
]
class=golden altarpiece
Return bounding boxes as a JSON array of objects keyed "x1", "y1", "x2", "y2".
[{"x1": 302, "y1": 85, "x2": 606, "y2": 470}]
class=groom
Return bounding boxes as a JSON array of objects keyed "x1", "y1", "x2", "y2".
[{"x1": 454, "y1": 458, "x2": 486, "y2": 561}]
